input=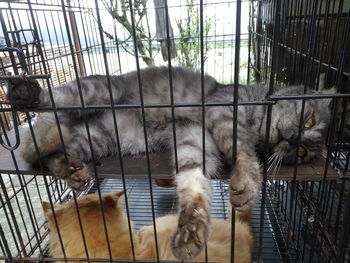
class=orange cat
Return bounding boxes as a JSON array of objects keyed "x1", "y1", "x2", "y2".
[
  {"x1": 42, "y1": 191, "x2": 137, "y2": 262},
  {"x1": 138, "y1": 213, "x2": 253, "y2": 262},
  {"x1": 43, "y1": 192, "x2": 253, "y2": 262}
]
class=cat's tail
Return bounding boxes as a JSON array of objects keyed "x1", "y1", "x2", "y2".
[{"x1": 21, "y1": 114, "x2": 71, "y2": 163}]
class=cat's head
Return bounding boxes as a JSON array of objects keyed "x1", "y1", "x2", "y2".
[
  {"x1": 268, "y1": 86, "x2": 335, "y2": 165},
  {"x1": 42, "y1": 191, "x2": 126, "y2": 231}
]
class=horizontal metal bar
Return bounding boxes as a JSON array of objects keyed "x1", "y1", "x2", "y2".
[
  {"x1": 0, "y1": 101, "x2": 276, "y2": 112},
  {"x1": 270, "y1": 93, "x2": 350, "y2": 100},
  {"x1": 0, "y1": 0, "x2": 253, "y2": 11},
  {"x1": 0, "y1": 93, "x2": 347, "y2": 112},
  {"x1": 0, "y1": 74, "x2": 50, "y2": 80},
  {"x1": 0, "y1": 255, "x2": 224, "y2": 263}
]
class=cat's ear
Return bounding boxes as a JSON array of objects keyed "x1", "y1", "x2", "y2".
[
  {"x1": 319, "y1": 86, "x2": 337, "y2": 109},
  {"x1": 42, "y1": 202, "x2": 55, "y2": 219},
  {"x1": 103, "y1": 190, "x2": 127, "y2": 207},
  {"x1": 42, "y1": 202, "x2": 50, "y2": 213},
  {"x1": 317, "y1": 73, "x2": 326, "y2": 91},
  {"x1": 115, "y1": 189, "x2": 127, "y2": 198}
]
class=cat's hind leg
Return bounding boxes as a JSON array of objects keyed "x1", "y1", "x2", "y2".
[
  {"x1": 21, "y1": 115, "x2": 91, "y2": 191},
  {"x1": 168, "y1": 122, "x2": 221, "y2": 260},
  {"x1": 21, "y1": 113, "x2": 71, "y2": 164}
]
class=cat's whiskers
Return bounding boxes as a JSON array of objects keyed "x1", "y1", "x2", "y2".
[
  {"x1": 267, "y1": 153, "x2": 278, "y2": 173},
  {"x1": 267, "y1": 151, "x2": 284, "y2": 179}
]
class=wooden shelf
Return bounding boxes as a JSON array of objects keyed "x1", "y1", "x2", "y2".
[{"x1": 0, "y1": 124, "x2": 339, "y2": 181}]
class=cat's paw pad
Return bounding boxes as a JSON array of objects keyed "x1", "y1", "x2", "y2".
[
  {"x1": 171, "y1": 201, "x2": 209, "y2": 260},
  {"x1": 230, "y1": 174, "x2": 258, "y2": 212},
  {"x1": 65, "y1": 160, "x2": 92, "y2": 191}
]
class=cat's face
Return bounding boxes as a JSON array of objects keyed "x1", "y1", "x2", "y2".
[
  {"x1": 42, "y1": 191, "x2": 126, "y2": 229},
  {"x1": 269, "y1": 87, "x2": 332, "y2": 165}
]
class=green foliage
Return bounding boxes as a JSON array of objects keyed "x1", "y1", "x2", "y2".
[
  {"x1": 101, "y1": 0, "x2": 156, "y2": 66},
  {"x1": 175, "y1": 0, "x2": 213, "y2": 69}
]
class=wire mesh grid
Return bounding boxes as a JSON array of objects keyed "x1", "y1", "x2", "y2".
[{"x1": 0, "y1": 0, "x2": 349, "y2": 262}]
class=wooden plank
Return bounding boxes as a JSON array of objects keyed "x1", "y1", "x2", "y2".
[{"x1": 0, "y1": 124, "x2": 339, "y2": 181}]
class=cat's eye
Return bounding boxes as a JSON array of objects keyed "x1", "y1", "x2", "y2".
[
  {"x1": 304, "y1": 118, "x2": 314, "y2": 129},
  {"x1": 298, "y1": 146, "x2": 306, "y2": 158}
]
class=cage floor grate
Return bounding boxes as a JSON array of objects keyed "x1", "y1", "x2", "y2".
[{"x1": 89, "y1": 178, "x2": 284, "y2": 262}]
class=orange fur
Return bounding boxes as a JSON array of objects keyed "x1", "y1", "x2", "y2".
[
  {"x1": 138, "y1": 215, "x2": 253, "y2": 262},
  {"x1": 44, "y1": 192, "x2": 253, "y2": 262},
  {"x1": 43, "y1": 191, "x2": 136, "y2": 262}
]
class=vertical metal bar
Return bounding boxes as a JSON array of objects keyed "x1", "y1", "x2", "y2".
[
  {"x1": 127, "y1": 0, "x2": 159, "y2": 261},
  {"x1": 289, "y1": 0, "x2": 319, "y2": 247},
  {"x1": 247, "y1": 4, "x2": 251, "y2": 84},
  {"x1": 0, "y1": 220, "x2": 13, "y2": 262},
  {"x1": 314, "y1": 0, "x2": 332, "y2": 90},
  {"x1": 26, "y1": 0, "x2": 71, "y2": 187},
  {"x1": 301, "y1": 181, "x2": 315, "y2": 261},
  {"x1": 256, "y1": 0, "x2": 262, "y2": 82},
  {"x1": 86, "y1": 5, "x2": 104, "y2": 73},
  {"x1": 290, "y1": 0, "x2": 304, "y2": 84},
  {"x1": 0, "y1": 9, "x2": 19, "y2": 76},
  {"x1": 336, "y1": 187, "x2": 350, "y2": 263},
  {"x1": 306, "y1": 0, "x2": 325, "y2": 89},
  {"x1": 164, "y1": 0, "x2": 178, "y2": 174},
  {"x1": 24, "y1": 111, "x2": 68, "y2": 263},
  {"x1": 76, "y1": 1, "x2": 93, "y2": 75},
  {"x1": 2, "y1": 175, "x2": 36, "y2": 254},
  {"x1": 324, "y1": 0, "x2": 344, "y2": 84},
  {"x1": 318, "y1": 1, "x2": 347, "y2": 209},
  {"x1": 282, "y1": 0, "x2": 293, "y2": 84},
  {"x1": 67, "y1": 0, "x2": 86, "y2": 76},
  {"x1": 0, "y1": 127, "x2": 31, "y2": 259},
  {"x1": 199, "y1": 1, "x2": 208, "y2": 260},
  {"x1": 59, "y1": 1, "x2": 115, "y2": 263},
  {"x1": 0, "y1": 190, "x2": 22, "y2": 258},
  {"x1": 333, "y1": 176, "x2": 347, "y2": 245},
  {"x1": 50, "y1": 10, "x2": 68, "y2": 83},
  {"x1": 199, "y1": 0, "x2": 206, "y2": 174},
  {"x1": 213, "y1": 4, "x2": 217, "y2": 78},
  {"x1": 94, "y1": 0, "x2": 136, "y2": 259},
  {"x1": 29, "y1": 11, "x2": 42, "y2": 74},
  {"x1": 319, "y1": 2, "x2": 350, "y2": 222},
  {"x1": 0, "y1": 229, "x2": 8, "y2": 257},
  {"x1": 42, "y1": 10, "x2": 64, "y2": 85},
  {"x1": 0, "y1": 146, "x2": 33, "y2": 253},
  {"x1": 56, "y1": 10, "x2": 74, "y2": 80},
  {"x1": 112, "y1": 21, "x2": 122, "y2": 74},
  {"x1": 230, "y1": 0, "x2": 242, "y2": 262},
  {"x1": 71, "y1": 192, "x2": 91, "y2": 263},
  {"x1": 258, "y1": 0, "x2": 280, "y2": 260},
  {"x1": 326, "y1": 181, "x2": 337, "y2": 226}
]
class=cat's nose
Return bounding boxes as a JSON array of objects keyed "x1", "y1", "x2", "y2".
[{"x1": 287, "y1": 134, "x2": 298, "y2": 146}]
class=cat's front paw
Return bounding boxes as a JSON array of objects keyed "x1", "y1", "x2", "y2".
[
  {"x1": 65, "y1": 162, "x2": 92, "y2": 191},
  {"x1": 49, "y1": 156, "x2": 92, "y2": 191},
  {"x1": 171, "y1": 197, "x2": 209, "y2": 260},
  {"x1": 230, "y1": 162, "x2": 261, "y2": 211},
  {"x1": 7, "y1": 77, "x2": 42, "y2": 108}
]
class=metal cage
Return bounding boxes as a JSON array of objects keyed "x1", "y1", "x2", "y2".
[{"x1": 0, "y1": 0, "x2": 349, "y2": 262}]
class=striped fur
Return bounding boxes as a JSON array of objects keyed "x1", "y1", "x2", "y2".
[{"x1": 16, "y1": 66, "x2": 332, "y2": 260}]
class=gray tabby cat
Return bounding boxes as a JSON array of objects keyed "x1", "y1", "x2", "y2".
[{"x1": 8, "y1": 66, "x2": 332, "y2": 260}]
